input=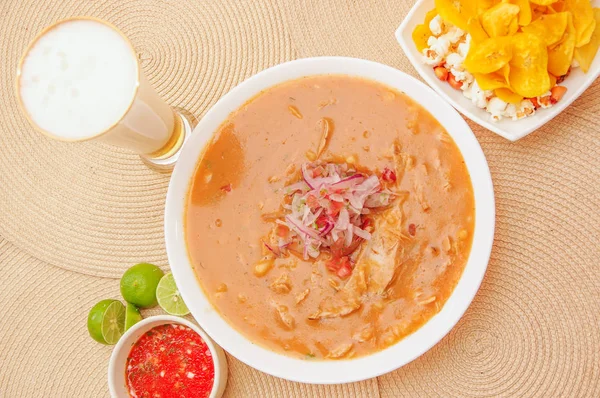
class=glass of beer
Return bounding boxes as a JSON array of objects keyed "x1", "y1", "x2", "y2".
[{"x1": 16, "y1": 17, "x2": 195, "y2": 170}]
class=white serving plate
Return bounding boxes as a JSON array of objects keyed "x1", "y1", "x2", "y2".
[
  {"x1": 164, "y1": 57, "x2": 495, "y2": 384},
  {"x1": 396, "y1": 0, "x2": 600, "y2": 141}
]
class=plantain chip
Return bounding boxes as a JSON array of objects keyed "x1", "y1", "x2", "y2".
[
  {"x1": 467, "y1": 16, "x2": 490, "y2": 42},
  {"x1": 474, "y1": 71, "x2": 510, "y2": 90},
  {"x1": 435, "y1": 0, "x2": 477, "y2": 30},
  {"x1": 574, "y1": 8, "x2": 600, "y2": 72},
  {"x1": 495, "y1": 87, "x2": 524, "y2": 103},
  {"x1": 464, "y1": 36, "x2": 513, "y2": 73},
  {"x1": 564, "y1": 0, "x2": 595, "y2": 47},
  {"x1": 521, "y1": 12, "x2": 569, "y2": 45},
  {"x1": 481, "y1": 2, "x2": 521, "y2": 36},
  {"x1": 509, "y1": 32, "x2": 551, "y2": 97},
  {"x1": 548, "y1": 0, "x2": 566, "y2": 12},
  {"x1": 511, "y1": 0, "x2": 533, "y2": 26},
  {"x1": 413, "y1": 24, "x2": 432, "y2": 52},
  {"x1": 548, "y1": 12, "x2": 576, "y2": 76},
  {"x1": 530, "y1": 0, "x2": 558, "y2": 5}
]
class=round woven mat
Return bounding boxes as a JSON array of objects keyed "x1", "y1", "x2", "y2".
[{"x1": 1, "y1": 0, "x2": 599, "y2": 397}]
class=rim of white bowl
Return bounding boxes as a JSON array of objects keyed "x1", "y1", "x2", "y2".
[
  {"x1": 165, "y1": 56, "x2": 495, "y2": 384},
  {"x1": 108, "y1": 315, "x2": 226, "y2": 398}
]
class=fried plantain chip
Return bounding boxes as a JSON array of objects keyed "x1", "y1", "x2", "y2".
[
  {"x1": 495, "y1": 87, "x2": 524, "y2": 103},
  {"x1": 547, "y1": 12, "x2": 576, "y2": 76},
  {"x1": 481, "y1": 2, "x2": 521, "y2": 36},
  {"x1": 511, "y1": 0, "x2": 533, "y2": 26},
  {"x1": 509, "y1": 32, "x2": 551, "y2": 97},
  {"x1": 465, "y1": 36, "x2": 513, "y2": 73},
  {"x1": 521, "y1": 12, "x2": 569, "y2": 45},
  {"x1": 413, "y1": 24, "x2": 432, "y2": 52},
  {"x1": 435, "y1": 0, "x2": 477, "y2": 30},
  {"x1": 574, "y1": 8, "x2": 600, "y2": 72},
  {"x1": 564, "y1": 0, "x2": 595, "y2": 47},
  {"x1": 530, "y1": 0, "x2": 558, "y2": 5},
  {"x1": 467, "y1": 16, "x2": 490, "y2": 42}
]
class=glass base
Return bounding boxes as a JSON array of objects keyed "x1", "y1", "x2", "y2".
[{"x1": 141, "y1": 109, "x2": 197, "y2": 172}]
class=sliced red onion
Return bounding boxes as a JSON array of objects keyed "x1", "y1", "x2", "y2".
[
  {"x1": 319, "y1": 219, "x2": 335, "y2": 236},
  {"x1": 284, "y1": 181, "x2": 310, "y2": 195},
  {"x1": 330, "y1": 174, "x2": 365, "y2": 191},
  {"x1": 335, "y1": 208, "x2": 350, "y2": 231},
  {"x1": 356, "y1": 175, "x2": 380, "y2": 195},
  {"x1": 285, "y1": 215, "x2": 325, "y2": 243},
  {"x1": 263, "y1": 241, "x2": 280, "y2": 257},
  {"x1": 344, "y1": 224, "x2": 354, "y2": 247},
  {"x1": 301, "y1": 163, "x2": 318, "y2": 189},
  {"x1": 353, "y1": 225, "x2": 372, "y2": 240}
]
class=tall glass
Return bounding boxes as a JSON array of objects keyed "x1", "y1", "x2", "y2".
[{"x1": 16, "y1": 17, "x2": 195, "y2": 169}]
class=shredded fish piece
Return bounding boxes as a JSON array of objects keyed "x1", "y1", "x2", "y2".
[
  {"x1": 295, "y1": 288, "x2": 310, "y2": 304},
  {"x1": 270, "y1": 273, "x2": 292, "y2": 294},
  {"x1": 316, "y1": 118, "x2": 333, "y2": 158},
  {"x1": 328, "y1": 278, "x2": 341, "y2": 291},
  {"x1": 318, "y1": 98, "x2": 337, "y2": 109},
  {"x1": 273, "y1": 304, "x2": 295, "y2": 329},
  {"x1": 327, "y1": 343, "x2": 353, "y2": 359},
  {"x1": 288, "y1": 105, "x2": 303, "y2": 119},
  {"x1": 418, "y1": 296, "x2": 436, "y2": 305}
]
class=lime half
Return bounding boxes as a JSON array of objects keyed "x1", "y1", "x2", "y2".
[
  {"x1": 101, "y1": 301, "x2": 126, "y2": 345},
  {"x1": 87, "y1": 299, "x2": 118, "y2": 344},
  {"x1": 156, "y1": 273, "x2": 190, "y2": 316},
  {"x1": 124, "y1": 303, "x2": 142, "y2": 331}
]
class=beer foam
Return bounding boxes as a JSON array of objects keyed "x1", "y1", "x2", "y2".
[{"x1": 18, "y1": 19, "x2": 138, "y2": 139}]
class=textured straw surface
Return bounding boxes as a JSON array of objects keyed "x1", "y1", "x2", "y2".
[{"x1": 0, "y1": 0, "x2": 599, "y2": 397}]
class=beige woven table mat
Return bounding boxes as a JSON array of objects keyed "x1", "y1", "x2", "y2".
[{"x1": 1, "y1": 0, "x2": 599, "y2": 396}]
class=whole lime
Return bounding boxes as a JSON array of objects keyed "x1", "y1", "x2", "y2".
[
  {"x1": 87, "y1": 299, "x2": 118, "y2": 344},
  {"x1": 120, "y1": 263, "x2": 164, "y2": 308}
]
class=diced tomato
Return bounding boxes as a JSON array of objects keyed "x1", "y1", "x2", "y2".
[
  {"x1": 325, "y1": 256, "x2": 353, "y2": 279},
  {"x1": 220, "y1": 183, "x2": 232, "y2": 192},
  {"x1": 330, "y1": 239, "x2": 344, "y2": 259},
  {"x1": 306, "y1": 194, "x2": 320, "y2": 209},
  {"x1": 361, "y1": 217, "x2": 373, "y2": 232},
  {"x1": 382, "y1": 168, "x2": 396, "y2": 183},
  {"x1": 328, "y1": 201, "x2": 344, "y2": 216},
  {"x1": 312, "y1": 166, "x2": 325, "y2": 177},
  {"x1": 276, "y1": 225, "x2": 289, "y2": 238},
  {"x1": 336, "y1": 262, "x2": 352, "y2": 279},
  {"x1": 315, "y1": 214, "x2": 329, "y2": 229}
]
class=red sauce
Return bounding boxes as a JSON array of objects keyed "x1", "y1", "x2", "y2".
[{"x1": 126, "y1": 323, "x2": 215, "y2": 398}]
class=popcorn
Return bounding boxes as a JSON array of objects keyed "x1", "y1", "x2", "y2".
[
  {"x1": 465, "y1": 81, "x2": 489, "y2": 109},
  {"x1": 422, "y1": 48, "x2": 444, "y2": 66},
  {"x1": 429, "y1": 15, "x2": 445, "y2": 36},
  {"x1": 450, "y1": 68, "x2": 474, "y2": 85},
  {"x1": 513, "y1": 100, "x2": 535, "y2": 120},
  {"x1": 441, "y1": 26, "x2": 465, "y2": 45},
  {"x1": 504, "y1": 103, "x2": 518, "y2": 119},
  {"x1": 428, "y1": 36, "x2": 451, "y2": 58},
  {"x1": 445, "y1": 53, "x2": 464, "y2": 70},
  {"x1": 486, "y1": 97, "x2": 508, "y2": 122},
  {"x1": 537, "y1": 92, "x2": 553, "y2": 108},
  {"x1": 457, "y1": 39, "x2": 470, "y2": 58}
]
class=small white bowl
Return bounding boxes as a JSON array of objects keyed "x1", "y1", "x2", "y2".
[
  {"x1": 165, "y1": 56, "x2": 495, "y2": 384},
  {"x1": 396, "y1": 0, "x2": 600, "y2": 141},
  {"x1": 108, "y1": 315, "x2": 228, "y2": 398}
]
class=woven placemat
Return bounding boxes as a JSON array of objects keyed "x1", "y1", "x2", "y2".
[{"x1": 1, "y1": 0, "x2": 599, "y2": 397}]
